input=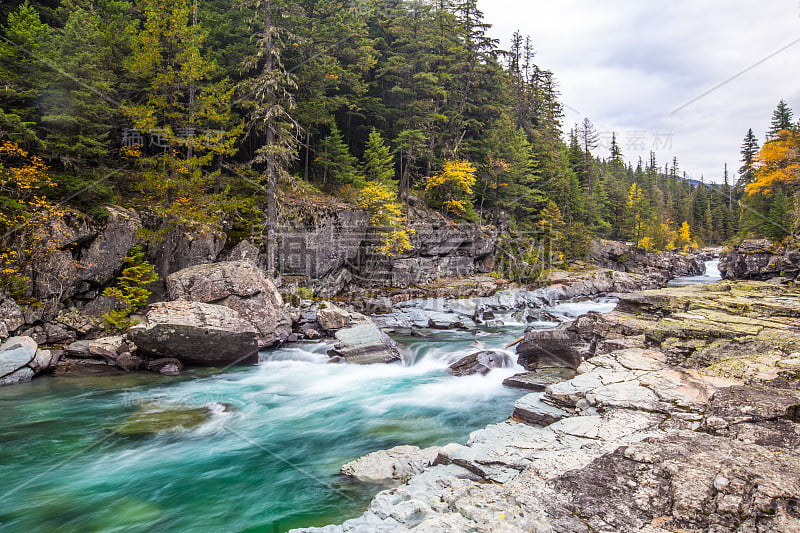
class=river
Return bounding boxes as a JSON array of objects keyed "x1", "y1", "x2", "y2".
[{"x1": 5, "y1": 270, "x2": 716, "y2": 532}]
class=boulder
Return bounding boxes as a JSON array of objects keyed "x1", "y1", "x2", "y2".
[
  {"x1": 88, "y1": 336, "x2": 129, "y2": 358},
  {"x1": 222, "y1": 239, "x2": 261, "y2": 263},
  {"x1": 315, "y1": 302, "x2": 351, "y2": 333},
  {"x1": 329, "y1": 320, "x2": 401, "y2": 364},
  {"x1": 512, "y1": 394, "x2": 570, "y2": 426},
  {"x1": 129, "y1": 301, "x2": 260, "y2": 366},
  {"x1": 167, "y1": 260, "x2": 292, "y2": 346},
  {"x1": 0, "y1": 336, "x2": 55, "y2": 386},
  {"x1": 340, "y1": 445, "x2": 441, "y2": 485},
  {"x1": 516, "y1": 327, "x2": 586, "y2": 370},
  {"x1": 54, "y1": 308, "x2": 99, "y2": 336},
  {"x1": 448, "y1": 350, "x2": 513, "y2": 376}
]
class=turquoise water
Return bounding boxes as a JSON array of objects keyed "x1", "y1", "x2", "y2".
[{"x1": 0, "y1": 300, "x2": 613, "y2": 533}]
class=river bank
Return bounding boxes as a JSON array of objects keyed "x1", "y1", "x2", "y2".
[{"x1": 293, "y1": 265, "x2": 800, "y2": 533}]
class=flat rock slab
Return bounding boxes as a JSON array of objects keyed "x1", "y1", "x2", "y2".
[
  {"x1": 503, "y1": 368, "x2": 577, "y2": 391},
  {"x1": 513, "y1": 394, "x2": 570, "y2": 426},
  {"x1": 340, "y1": 445, "x2": 440, "y2": 485}
]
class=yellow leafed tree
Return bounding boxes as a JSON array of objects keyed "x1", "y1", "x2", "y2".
[
  {"x1": 745, "y1": 129, "x2": 800, "y2": 196},
  {"x1": 424, "y1": 159, "x2": 477, "y2": 218},
  {"x1": 356, "y1": 182, "x2": 413, "y2": 257}
]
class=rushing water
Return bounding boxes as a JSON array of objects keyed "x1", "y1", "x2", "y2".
[
  {"x1": 0, "y1": 298, "x2": 616, "y2": 533},
  {"x1": 666, "y1": 259, "x2": 721, "y2": 287}
]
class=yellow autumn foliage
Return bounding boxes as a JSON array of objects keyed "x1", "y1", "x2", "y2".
[
  {"x1": 356, "y1": 182, "x2": 414, "y2": 257},
  {"x1": 746, "y1": 129, "x2": 800, "y2": 196},
  {"x1": 424, "y1": 159, "x2": 477, "y2": 217}
]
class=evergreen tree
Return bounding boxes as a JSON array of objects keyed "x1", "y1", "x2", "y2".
[
  {"x1": 738, "y1": 128, "x2": 759, "y2": 187},
  {"x1": 0, "y1": 1, "x2": 54, "y2": 147},
  {"x1": 768, "y1": 99, "x2": 794, "y2": 138},
  {"x1": 361, "y1": 129, "x2": 395, "y2": 185},
  {"x1": 238, "y1": 0, "x2": 300, "y2": 275},
  {"x1": 315, "y1": 124, "x2": 361, "y2": 186}
]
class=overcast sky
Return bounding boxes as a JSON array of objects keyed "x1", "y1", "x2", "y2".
[{"x1": 477, "y1": 0, "x2": 800, "y2": 182}]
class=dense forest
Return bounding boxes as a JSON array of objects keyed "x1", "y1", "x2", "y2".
[{"x1": 1, "y1": 0, "x2": 797, "y2": 285}]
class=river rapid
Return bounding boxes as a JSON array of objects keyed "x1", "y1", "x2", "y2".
[{"x1": 8, "y1": 270, "x2": 718, "y2": 532}]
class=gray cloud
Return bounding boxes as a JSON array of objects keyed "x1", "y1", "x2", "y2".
[{"x1": 479, "y1": 0, "x2": 800, "y2": 182}]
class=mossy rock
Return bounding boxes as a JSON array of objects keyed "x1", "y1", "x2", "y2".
[{"x1": 115, "y1": 402, "x2": 217, "y2": 436}]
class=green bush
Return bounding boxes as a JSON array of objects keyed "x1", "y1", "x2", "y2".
[{"x1": 102, "y1": 245, "x2": 158, "y2": 331}]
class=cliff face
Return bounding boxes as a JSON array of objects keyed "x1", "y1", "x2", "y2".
[
  {"x1": 277, "y1": 204, "x2": 500, "y2": 296},
  {"x1": 588, "y1": 240, "x2": 704, "y2": 280},
  {"x1": 719, "y1": 239, "x2": 800, "y2": 280}
]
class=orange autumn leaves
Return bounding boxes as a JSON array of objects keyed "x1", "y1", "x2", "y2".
[{"x1": 746, "y1": 129, "x2": 800, "y2": 196}]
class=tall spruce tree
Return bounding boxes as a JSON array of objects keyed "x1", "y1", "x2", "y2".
[
  {"x1": 239, "y1": 0, "x2": 300, "y2": 275},
  {"x1": 767, "y1": 99, "x2": 794, "y2": 138}
]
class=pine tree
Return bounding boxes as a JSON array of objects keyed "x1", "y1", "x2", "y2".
[
  {"x1": 0, "y1": 1, "x2": 54, "y2": 147},
  {"x1": 361, "y1": 129, "x2": 395, "y2": 185},
  {"x1": 124, "y1": 0, "x2": 242, "y2": 226},
  {"x1": 40, "y1": 0, "x2": 131, "y2": 169},
  {"x1": 768, "y1": 100, "x2": 794, "y2": 139},
  {"x1": 738, "y1": 128, "x2": 759, "y2": 187},
  {"x1": 239, "y1": 0, "x2": 301, "y2": 275},
  {"x1": 315, "y1": 124, "x2": 361, "y2": 186}
]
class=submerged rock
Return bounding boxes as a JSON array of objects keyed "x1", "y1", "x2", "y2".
[
  {"x1": 328, "y1": 320, "x2": 401, "y2": 365},
  {"x1": 115, "y1": 402, "x2": 226, "y2": 436},
  {"x1": 129, "y1": 301, "x2": 259, "y2": 366},
  {"x1": 448, "y1": 350, "x2": 513, "y2": 376},
  {"x1": 340, "y1": 445, "x2": 440, "y2": 485}
]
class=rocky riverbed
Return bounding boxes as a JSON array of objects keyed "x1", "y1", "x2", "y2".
[{"x1": 294, "y1": 279, "x2": 800, "y2": 533}]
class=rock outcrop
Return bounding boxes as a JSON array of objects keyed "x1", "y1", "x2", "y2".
[
  {"x1": 0, "y1": 292, "x2": 25, "y2": 341},
  {"x1": 128, "y1": 301, "x2": 260, "y2": 366},
  {"x1": 588, "y1": 239, "x2": 704, "y2": 280},
  {"x1": 719, "y1": 239, "x2": 800, "y2": 280},
  {"x1": 0, "y1": 336, "x2": 56, "y2": 386},
  {"x1": 293, "y1": 281, "x2": 800, "y2": 533},
  {"x1": 148, "y1": 222, "x2": 227, "y2": 282},
  {"x1": 167, "y1": 260, "x2": 292, "y2": 346}
]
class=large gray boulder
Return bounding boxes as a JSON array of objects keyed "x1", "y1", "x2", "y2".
[
  {"x1": 329, "y1": 319, "x2": 401, "y2": 364},
  {"x1": 0, "y1": 336, "x2": 55, "y2": 386},
  {"x1": 516, "y1": 326, "x2": 586, "y2": 370},
  {"x1": 128, "y1": 301, "x2": 260, "y2": 366},
  {"x1": 167, "y1": 260, "x2": 292, "y2": 346}
]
